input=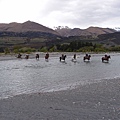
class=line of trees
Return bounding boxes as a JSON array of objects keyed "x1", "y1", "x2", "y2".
[
  {"x1": 42, "y1": 41, "x2": 120, "y2": 52},
  {"x1": 46, "y1": 41, "x2": 108, "y2": 52},
  {"x1": 1, "y1": 40, "x2": 120, "y2": 54}
]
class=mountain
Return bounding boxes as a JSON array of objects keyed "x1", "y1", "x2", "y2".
[
  {"x1": 55, "y1": 26, "x2": 116, "y2": 37},
  {"x1": 85, "y1": 27, "x2": 116, "y2": 35},
  {"x1": 0, "y1": 21, "x2": 59, "y2": 35},
  {"x1": 0, "y1": 21, "x2": 116, "y2": 37}
]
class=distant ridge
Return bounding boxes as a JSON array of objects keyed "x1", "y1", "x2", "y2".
[
  {"x1": 55, "y1": 26, "x2": 116, "y2": 37},
  {"x1": 0, "y1": 21, "x2": 59, "y2": 35}
]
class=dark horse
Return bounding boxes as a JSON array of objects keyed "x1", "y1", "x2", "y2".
[
  {"x1": 60, "y1": 54, "x2": 67, "y2": 61},
  {"x1": 25, "y1": 54, "x2": 29, "y2": 59},
  {"x1": 36, "y1": 54, "x2": 39, "y2": 60},
  {"x1": 102, "y1": 55, "x2": 111, "y2": 62},
  {"x1": 45, "y1": 53, "x2": 49, "y2": 60},
  {"x1": 17, "y1": 53, "x2": 22, "y2": 58},
  {"x1": 83, "y1": 54, "x2": 91, "y2": 61}
]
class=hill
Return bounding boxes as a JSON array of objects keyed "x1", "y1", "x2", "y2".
[
  {"x1": 55, "y1": 26, "x2": 116, "y2": 37},
  {"x1": 0, "y1": 21, "x2": 59, "y2": 35}
]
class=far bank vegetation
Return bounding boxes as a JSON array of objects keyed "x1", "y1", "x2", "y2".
[{"x1": 2, "y1": 40, "x2": 120, "y2": 54}]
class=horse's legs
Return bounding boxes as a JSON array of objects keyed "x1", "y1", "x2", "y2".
[{"x1": 36, "y1": 56, "x2": 39, "y2": 60}]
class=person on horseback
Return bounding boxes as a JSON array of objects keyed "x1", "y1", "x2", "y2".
[
  {"x1": 102, "y1": 54, "x2": 111, "y2": 62},
  {"x1": 36, "y1": 54, "x2": 39, "y2": 60},
  {"x1": 73, "y1": 54, "x2": 76, "y2": 60},
  {"x1": 17, "y1": 53, "x2": 22, "y2": 58},
  {"x1": 25, "y1": 54, "x2": 29, "y2": 59},
  {"x1": 83, "y1": 53, "x2": 91, "y2": 61},
  {"x1": 45, "y1": 52, "x2": 49, "y2": 59},
  {"x1": 60, "y1": 54, "x2": 66, "y2": 61}
]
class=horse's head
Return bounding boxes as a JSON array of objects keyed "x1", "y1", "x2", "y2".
[
  {"x1": 89, "y1": 55, "x2": 91, "y2": 58},
  {"x1": 108, "y1": 55, "x2": 111, "y2": 59}
]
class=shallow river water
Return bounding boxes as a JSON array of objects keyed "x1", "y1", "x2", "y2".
[{"x1": 0, "y1": 53, "x2": 120, "y2": 99}]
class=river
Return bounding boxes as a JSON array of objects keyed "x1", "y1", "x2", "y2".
[{"x1": 0, "y1": 53, "x2": 120, "y2": 99}]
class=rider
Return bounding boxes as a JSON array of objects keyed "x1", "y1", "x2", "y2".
[
  {"x1": 45, "y1": 52, "x2": 49, "y2": 59},
  {"x1": 36, "y1": 54, "x2": 39, "y2": 60},
  {"x1": 17, "y1": 53, "x2": 22, "y2": 58},
  {"x1": 46, "y1": 53, "x2": 49, "y2": 57},
  {"x1": 105, "y1": 54, "x2": 107, "y2": 58},
  {"x1": 73, "y1": 54, "x2": 76, "y2": 59},
  {"x1": 25, "y1": 54, "x2": 29, "y2": 59},
  {"x1": 62, "y1": 54, "x2": 64, "y2": 58}
]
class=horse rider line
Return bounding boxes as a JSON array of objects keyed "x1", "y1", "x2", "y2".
[{"x1": 17, "y1": 53, "x2": 111, "y2": 62}]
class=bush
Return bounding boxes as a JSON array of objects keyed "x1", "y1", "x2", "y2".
[
  {"x1": 13, "y1": 47, "x2": 36, "y2": 53},
  {"x1": 4, "y1": 48, "x2": 10, "y2": 54},
  {"x1": 40, "y1": 47, "x2": 48, "y2": 52}
]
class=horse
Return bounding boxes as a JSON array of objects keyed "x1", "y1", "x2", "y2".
[
  {"x1": 45, "y1": 53, "x2": 49, "y2": 60},
  {"x1": 102, "y1": 55, "x2": 111, "y2": 62},
  {"x1": 36, "y1": 54, "x2": 39, "y2": 60},
  {"x1": 17, "y1": 53, "x2": 22, "y2": 58},
  {"x1": 25, "y1": 54, "x2": 29, "y2": 59},
  {"x1": 60, "y1": 54, "x2": 67, "y2": 61},
  {"x1": 83, "y1": 54, "x2": 91, "y2": 61}
]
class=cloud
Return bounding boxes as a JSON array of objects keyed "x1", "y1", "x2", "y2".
[
  {"x1": 0, "y1": 0, "x2": 120, "y2": 29},
  {"x1": 37, "y1": 0, "x2": 120, "y2": 28},
  {"x1": 0, "y1": 0, "x2": 44, "y2": 22}
]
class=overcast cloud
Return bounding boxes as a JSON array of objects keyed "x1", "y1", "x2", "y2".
[{"x1": 0, "y1": 0, "x2": 120, "y2": 29}]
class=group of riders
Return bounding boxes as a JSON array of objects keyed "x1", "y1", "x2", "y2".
[
  {"x1": 17, "y1": 53, "x2": 111, "y2": 62},
  {"x1": 17, "y1": 53, "x2": 49, "y2": 60}
]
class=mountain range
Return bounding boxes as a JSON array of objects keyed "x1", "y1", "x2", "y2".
[{"x1": 0, "y1": 21, "x2": 116, "y2": 37}]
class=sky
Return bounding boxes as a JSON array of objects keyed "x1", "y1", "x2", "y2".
[{"x1": 0, "y1": 0, "x2": 120, "y2": 29}]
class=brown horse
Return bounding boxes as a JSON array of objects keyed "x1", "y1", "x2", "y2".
[
  {"x1": 45, "y1": 53, "x2": 49, "y2": 60},
  {"x1": 102, "y1": 55, "x2": 111, "y2": 62},
  {"x1": 83, "y1": 54, "x2": 91, "y2": 61},
  {"x1": 36, "y1": 54, "x2": 39, "y2": 60}
]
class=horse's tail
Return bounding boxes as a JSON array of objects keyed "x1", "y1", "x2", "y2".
[
  {"x1": 102, "y1": 57, "x2": 104, "y2": 62},
  {"x1": 60, "y1": 57, "x2": 61, "y2": 61},
  {"x1": 83, "y1": 57, "x2": 85, "y2": 61}
]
